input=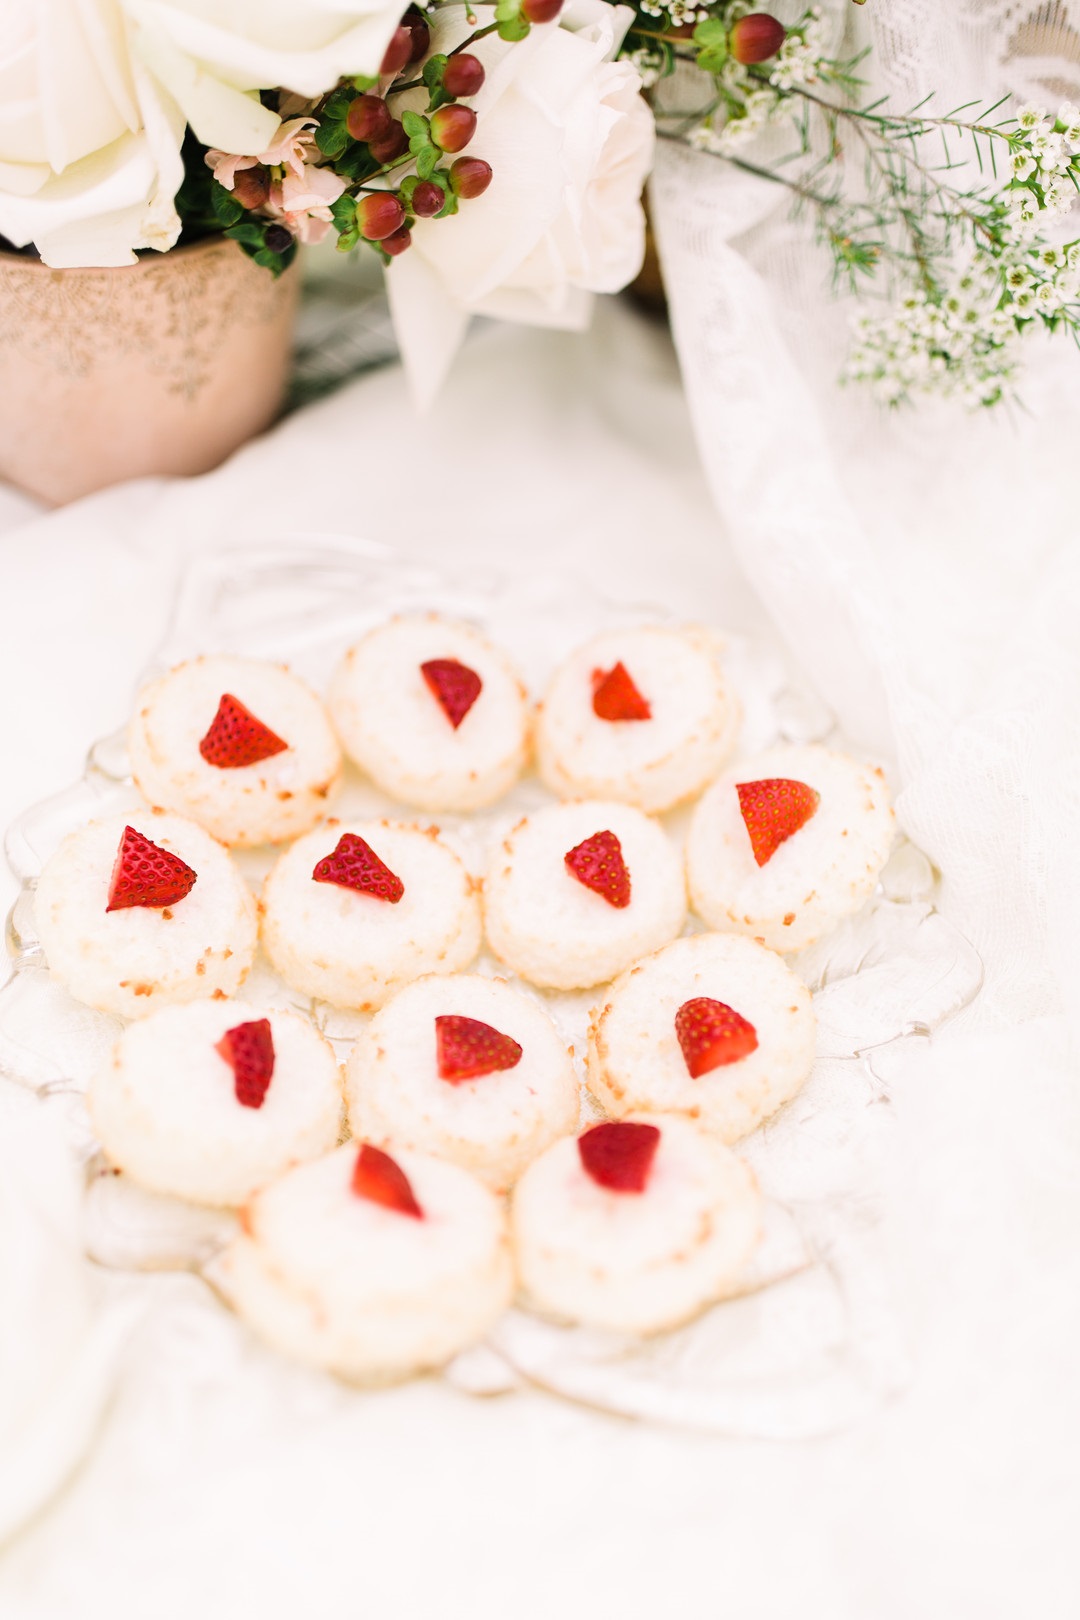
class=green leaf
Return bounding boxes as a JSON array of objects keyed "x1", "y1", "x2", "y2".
[
  {"x1": 324, "y1": 86, "x2": 357, "y2": 120},
  {"x1": 336, "y1": 227, "x2": 361, "y2": 252},
  {"x1": 330, "y1": 194, "x2": 357, "y2": 231},
  {"x1": 338, "y1": 141, "x2": 378, "y2": 181},
  {"x1": 401, "y1": 110, "x2": 430, "y2": 140},
  {"x1": 497, "y1": 14, "x2": 529, "y2": 39},
  {"x1": 352, "y1": 73, "x2": 378, "y2": 93},
  {"x1": 210, "y1": 180, "x2": 244, "y2": 227},
  {"x1": 399, "y1": 174, "x2": 420, "y2": 204},
  {"x1": 693, "y1": 17, "x2": 727, "y2": 47},
  {"x1": 224, "y1": 220, "x2": 266, "y2": 247},
  {"x1": 316, "y1": 118, "x2": 350, "y2": 158},
  {"x1": 423, "y1": 54, "x2": 448, "y2": 90},
  {"x1": 436, "y1": 189, "x2": 459, "y2": 218},
  {"x1": 415, "y1": 145, "x2": 437, "y2": 180}
]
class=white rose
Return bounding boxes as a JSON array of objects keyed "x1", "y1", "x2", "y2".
[
  {"x1": 123, "y1": 0, "x2": 413, "y2": 155},
  {"x1": 0, "y1": 0, "x2": 185, "y2": 267},
  {"x1": 385, "y1": 0, "x2": 655, "y2": 406}
]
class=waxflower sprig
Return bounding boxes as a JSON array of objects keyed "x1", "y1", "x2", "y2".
[{"x1": 618, "y1": 2, "x2": 1080, "y2": 405}]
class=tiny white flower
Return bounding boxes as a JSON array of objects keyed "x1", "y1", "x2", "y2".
[
  {"x1": 1005, "y1": 264, "x2": 1033, "y2": 292},
  {"x1": 1011, "y1": 150, "x2": 1036, "y2": 180},
  {"x1": 1035, "y1": 280, "x2": 1062, "y2": 311},
  {"x1": 1016, "y1": 103, "x2": 1052, "y2": 134}
]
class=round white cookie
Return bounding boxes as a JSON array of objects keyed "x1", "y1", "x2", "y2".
[
  {"x1": 587, "y1": 934, "x2": 815, "y2": 1142},
  {"x1": 218, "y1": 1142, "x2": 514, "y2": 1382},
  {"x1": 34, "y1": 813, "x2": 257, "y2": 1019},
  {"x1": 129, "y1": 655, "x2": 342, "y2": 847},
  {"x1": 328, "y1": 614, "x2": 530, "y2": 811},
  {"x1": 345, "y1": 974, "x2": 579, "y2": 1191},
  {"x1": 511, "y1": 1113, "x2": 762, "y2": 1335},
  {"x1": 686, "y1": 744, "x2": 895, "y2": 952},
  {"x1": 261, "y1": 820, "x2": 481, "y2": 1010},
  {"x1": 483, "y1": 800, "x2": 686, "y2": 991},
  {"x1": 89, "y1": 1001, "x2": 343, "y2": 1206},
  {"x1": 537, "y1": 625, "x2": 740, "y2": 813}
]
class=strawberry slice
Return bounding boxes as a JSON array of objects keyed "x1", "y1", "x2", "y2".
[
  {"x1": 198, "y1": 693, "x2": 288, "y2": 769},
  {"x1": 435, "y1": 1015, "x2": 523, "y2": 1082},
  {"x1": 675, "y1": 998, "x2": 758, "y2": 1077},
  {"x1": 106, "y1": 825, "x2": 197, "y2": 912},
  {"x1": 421, "y1": 659, "x2": 482, "y2": 729},
  {"x1": 312, "y1": 832, "x2": 404, "y2": 902},
  {"x1": 216, "y1": 1018, "x2": 275, "y2": 1109},
  {"x1": 564, "y1": 829, "x2": 631, "y2": 909},
  {"x1": 591, "y1": 661, "x2": 651, "y2": 722},
  {"x1": 351, "y1": 1143, "x2": 423, "y2": 1218},
  {"x1": 578, "y1": 1121, "x2": 660, "y2": 1193},
  {"x1": 736, "y1": 777, "x2": 821, "y2": 867}
]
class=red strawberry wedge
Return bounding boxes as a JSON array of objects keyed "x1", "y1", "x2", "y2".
[
  {"x1": 591, "y1": 661, "x2": 652, "y2": 722},
  {"x1": 106, "y1": 826, "x2": 198, "y2": 912},
  {"x1": 352, "y1": 1143, "x2": 423, "y2": 1218},
  {"x1": 675, "y1": 998, "x2": 759, "y2": 1077},
  {"x1": 564, "y1": 829, "x2": 631, "y2": 908},
  {"x1": 421, "y1": 659, "x2": 482, "y2": 729},
  {"x1": 312, "y1": 832, "x2": 404, "y2": 902},
  {"x1": 736, "y1": 778, "x2": 821, "y2": 867},
  {"x1": 216, "y1": 1018, "x2": 275, "y2": 1109},
  {"x1": 435, "y1": 1015, "x2": 523, "y2": 1083},
  {"x1": 578, "y1": 1121, "x2": 660, "y2": 1193},
  {"x1": 199, "y1": 693, "x2": 288, "y2": 768}
]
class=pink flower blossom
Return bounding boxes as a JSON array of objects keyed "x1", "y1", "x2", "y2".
[
  {"x1": 205, "y1": 117, "x2": 321, "y2": 193},
  {"x1": 267, "y1": 164, "x2": 347, "y2": 245}
]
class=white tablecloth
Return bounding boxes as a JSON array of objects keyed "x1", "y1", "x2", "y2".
[{"x1": 1, "y1": 297, "x2": 1078, "y2": 1619}]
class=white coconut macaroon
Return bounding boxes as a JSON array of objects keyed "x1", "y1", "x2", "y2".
[
  {"x1": 686, "y1": 744, "x2": 896, "y2": 953},
  {"x1": 511, "y1": 1114, "x2": 762, "y2": 1336},
  {"x1": 587, "y1": 934, "x2": 816, "y2": 1143},
  {"x1": 217, "y1": 1141, "x2": 515, "y2": 1383},
  {"x1": 260, "y1": 820, "x2": 481, "y2": 1011},
  {"x1": 327, "y1": 614, "x2": 530, "y2": 812},
  {"x1": 345, "y1": 974, "x2": 579, "y2": 1192},
  {"x1": 536, "y1": 625, "x2": 740, "y2": 813},
  {"x1": 34, "y1": 813, "x2": 257, "y2": 1020},
  {"x1": 128, "y1": 655, "x2": 342, "y2": 847},
  {"x1": 483, "y1": 800, "x2": 686, "y2": 992},
  {"x1": 88, "y1": 1001, "x2": 344, "y2": 1207}
]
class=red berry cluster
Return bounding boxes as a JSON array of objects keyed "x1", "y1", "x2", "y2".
[{"x1": 329, "y1": 9, "x2": 500, "y2": 262}]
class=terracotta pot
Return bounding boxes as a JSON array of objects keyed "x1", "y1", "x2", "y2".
[{"x1": 0, "y1": 235, "x2": 299, "y2": 507}]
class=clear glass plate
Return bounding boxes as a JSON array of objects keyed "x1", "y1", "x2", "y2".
[{"x1": 0, "y1": 540, "x2": 983, "y2": 1439}]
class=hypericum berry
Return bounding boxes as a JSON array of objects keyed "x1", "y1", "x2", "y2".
[
  {"x1": 443, "y1": 53, "x2": 485, "y2": 97},
  {"x1": 199, "y1": 693, "x2": 288, "y2": 769},
  {"x1": 449, "y1": 156, "x2": 492, "y2": 198},
  {"x1": 736, "y1": 777, "x2": 820, "y2": 866},
  {"x1": 430, "y1": 104, "x2": 476, "y2": 153},
  {"x1": 311, "y1": 831, "x2": 405, "y2": 901},
  {"x1": 380, "y1": 24, "x2": 413, "y2": 77},
  {"x1": 106, "y1": 826, "x2": 197, "y2": 913},
  {"x1": 591, "y1": 662, "x2": 651, "y2": 722},
  {"x1": 729, "y1": 13, "x2": 786, "y2": 63},
  {"x1": 231, "y1": 164, "x2": 270, "y2": 210},
  {"x1": 352, "y1": 1143, "x2": 423, "y2": 1218},
  {"x1": 578, "y1": 1121, "x2": 660, "y2": 1193},
  {"x1": 347, "y1": 93, "x2": 393, "y2": 143},
  {"x1": 382, "y1": 224, "x2": 413, "y2": 256},
  {"x1": 356, "y1": 193, "x2": 407, "y2": 241},
  {"x1": 411, "y1": 180, "x2": 445, "y2": 217},
  {"x1": 564, "y1": 829, "x2": 632, "y2": 909},
  {"x1": 675, "y1": 998, "x2": 759, "y2": 1077},
  {"x1": 368, "y1": 119, "x2": 408, "y2": 164},
  {"x1": 264, "y1": 224, "x2": 293, "y2": 254},
  {"x1": 406, "y1": 8, "x2": 430, "y2": 60},
  {"x1": 522, "y1": 0, "x2": 563, "y2": 20}
]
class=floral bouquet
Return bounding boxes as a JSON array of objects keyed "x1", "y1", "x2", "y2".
[{"x1": 2, "y1": 0, "x2": 1080, "y2": 408}]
